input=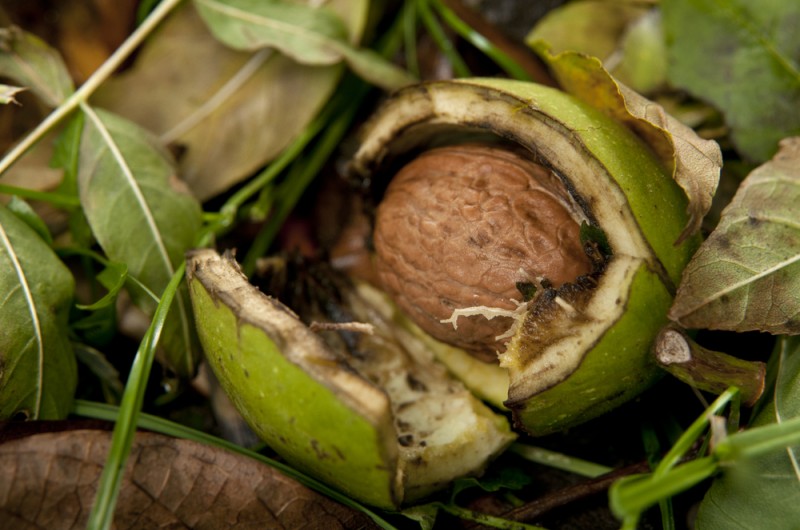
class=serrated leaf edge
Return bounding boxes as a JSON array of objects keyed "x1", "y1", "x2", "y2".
[
  {"x1": 0, "y1": 221, "x2": 44, "y2": 418},
  {"x1": 82, "y1": 104, "x2": 194, "y2": 374}
]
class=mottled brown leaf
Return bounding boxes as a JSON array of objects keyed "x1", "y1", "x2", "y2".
[
  {"x1": 0, "y1": 429, "x2": 377, "y2": 529},
  {"x1": 669, "y1": 137, "x2": 800, "y2": 334}
]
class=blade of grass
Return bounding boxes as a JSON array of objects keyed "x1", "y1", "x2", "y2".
[
  {"x1": 73, "y1": 399, "x2": 399, "y2": 530},
  {"x1": 433, "y1": 502, "x2": 549, "y2": 530},
  {"x1": 403, "y1": 0, "x2": 421, "y2": 78},
  {"x1": 416, "y1": 0, "x2": 471, "y2": 77},
  {"x1": 84, "y1": 263, "x2": 185, "y2": 530},
  {"x1": 239, "y1": 8, "x2": 410, "y2": 272},
  {"x1": 716, "y1": 414, "x2": 800, "y2": 461},
  {"x1": 653, "y1": 387, "x2": 739, "y2": 477},
  {"x1": 0, "y1": 183, "x2": 80, "y2": 208},
  {"x1": 240, "y1": 75, "x2": 365, "y2": 274},
  {"x1": 611, "y1": 457, "x2": 718, "y2": 522},
  {"x1": 430, "y1": 0, "x2": 532, "y2": 81},
  {"x1": 509, "y1": 443, "x2": 612, "y2": 478}
]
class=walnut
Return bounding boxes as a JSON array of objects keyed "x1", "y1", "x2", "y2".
[{"x1": 373, "y1": 144, "x2": 594, "y2": 361}]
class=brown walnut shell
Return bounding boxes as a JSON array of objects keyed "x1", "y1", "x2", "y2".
[{"x1": 373, "y1": 144, "x2": 593, "y2": 361}]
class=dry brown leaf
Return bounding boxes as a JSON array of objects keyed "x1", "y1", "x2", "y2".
[
  {"x1": 533, "y1": 46, "x2": 722, "y2": 241},
  {"x1": 668, "y1": 137, "x2": 800, "y2": 334},
  {"x1": 93, "y1": 1, "x2": 364, "y2": 201},
  {"x1": 0, "y1": 428, "x2": 377, "y2": 529}
]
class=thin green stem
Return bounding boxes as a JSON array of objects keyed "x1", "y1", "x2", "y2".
[
  {"x1": 0, "y1": 183, "x2": 81, "y2": 208},
  {"x1": 403, "y1": 0, "x2": 421, "y2": 78},
  {"x1": 240, "y1": 80, "x2": 364, "y2": 274},
  {"x1": 654, "y1": 387, "x2": 738, "y2": 477},
  {"x1": 416, "y1": 0, "x2": 471, "y2": 77},
  {"x1": 717, "y1": 414, "x2": 800, "y2": 461},
  {"x1": 435, "y1": 503, "x2": 549, "y2": 530},
  {"x1": 0, "y1": 0, "x2": 183, "y2": 177},
  {"x1": 430, "y1": 0, "x2": 532, "y2": 81},
  {"x1": 510, "y1": 443, "x2": 612, "y2": 478},
  {"x1": 85, "y1": 263, "x2": 185, "y2": 530}
]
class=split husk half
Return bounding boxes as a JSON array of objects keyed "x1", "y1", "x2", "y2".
[{"x1": 186, "y1": 249, "x2": 514, "y2": 509}]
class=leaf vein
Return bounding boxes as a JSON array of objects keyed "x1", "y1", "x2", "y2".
[{"x1": 0, "y1": 221, "x2": 44, "y2": 417}]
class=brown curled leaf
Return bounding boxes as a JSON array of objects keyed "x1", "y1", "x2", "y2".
[
  {"x1": 669, "y1": 137, "x2": 800, "y2": 335},
  {"x1": 0, "y1": 428, "x2": 377, "y2": 529},
  {"x1": 531, "y1": 44, "x2": 722, "y2": 241}
]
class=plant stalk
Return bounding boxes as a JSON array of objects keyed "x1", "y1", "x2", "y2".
[{"x1": 0, "y1": 0, "x2": 183, "y2": 177}]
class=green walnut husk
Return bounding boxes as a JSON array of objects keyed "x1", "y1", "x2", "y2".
[
  {"x1": 186, "y1": 249, "x2": 514, "y2": 510},
  {"x1": 350, "y1": 78, "x2": 699, "y2": 435}
]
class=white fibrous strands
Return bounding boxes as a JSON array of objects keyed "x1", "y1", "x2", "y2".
[{"x1": 440, "y1": 299, "x2": 530, "y2": 343}]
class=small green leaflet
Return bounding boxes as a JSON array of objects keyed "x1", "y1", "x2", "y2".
[
  {"x1": 669, "y1": 138, "x2": 800, "y2": 334},
  {"x1": 0, "y1": 27, "x2": 74, "y2": 107},
  {"x1": 193, "y1": 0, "x2": 414, "y2": 90},
  {"x1": 0, "y1": 203, "x2": 76, "y2": 420},
  {"x1": 78, "y1": 105, "x2": 203, "y2": 377}
]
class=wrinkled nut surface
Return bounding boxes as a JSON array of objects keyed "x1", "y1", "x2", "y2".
[{"x1": 374, "y1": 144, "x2": 593, "y2": 360}]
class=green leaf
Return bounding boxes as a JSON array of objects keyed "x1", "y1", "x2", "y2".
[
  {"x1": 0, "y1": 84, "x2": 24, "y2": 105},
  {"x1": 669, "y1": 138, "x2": 800, "y2": 334},
  {"x1": 663, "y1": 0, "x2": 800, "y2": 162},
  {"x1": 51, "y1": 113, "x2": 93, "y2": 246},
  {"x1": 76, "y1": 262, "x2": 128, "y2": 311},
  {"x1": 193, "y1": 0, "x2": 414, "y2": 90},
  {"x1": 696, "y1": 336, "x2": 800, "y2": 528},
  {"x1": 0, "y1": 26, "x2": 74, "y2": 107},
  {"x1": 0, "y1": 203, "x2": 77, "y2": 419},
  {"x1": 6, "y1": 196, "x2": 52, "y2": 245},
  {"x1": 78, "y1": 105, "x2": 202, "y2": 376}
]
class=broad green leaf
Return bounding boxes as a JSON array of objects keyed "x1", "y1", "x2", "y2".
[
  {"x1": 0, "y1": 84, "x2": 24, "y2": 105},
  {"x1": 669, "y1": 137, "x2": 800, "y2": 334},
  {"x1": 662, "y1": 0, "x2": 800, "y2": 163},
  {"x1": 193, "y1": 0, "x2": 414, "y2": 90},
  {"x1": 0, "y1": 26, "x2": 74, "y2": 107},
  {"x1": 0, "y1": 203, "x2": 76, "y2": 420},
  {"x1": 696, "y1": 336, "x2": 800, "y2": 528},
  {"x1": 532, "y1": 45, "x2": 722, "y2": 240},
  {"x1": 94, "y1": 2, "x2": 364, "y2": 200},
  {"x1": 78, "y1": 105, "x2": 202, "y2": 376}
]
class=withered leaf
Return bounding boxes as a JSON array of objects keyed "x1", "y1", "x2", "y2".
[
  {"x1": 0, "y1": 26, "x2": 73, "y2": 107},
  {"x1": 0, "y1": 429, "x2": 377, "y2": 529},
  {"x1": 532, "y1": 45, "x2": 722, "y2": 241},
  {"x1": 669, "y1": 137, "x2": 800, "y2": 334},
  {"x1": 94, "y1": 2, "x2": 358, "y2": 200}
]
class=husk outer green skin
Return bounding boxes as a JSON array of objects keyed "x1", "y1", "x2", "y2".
[
  {"x1": 351, "y1": 79, "x2": 698, "y2": 434},
  {"x1": 186, "y1": 250, "x2": 400, "y2": 509},
  {"x1": 510, "y1": 260, "x2": 672, "y2": 435}
]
